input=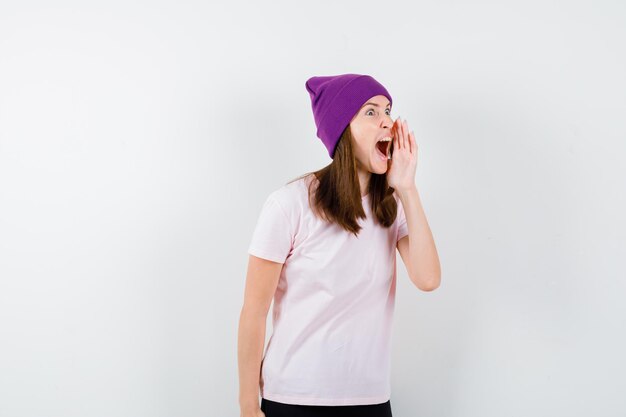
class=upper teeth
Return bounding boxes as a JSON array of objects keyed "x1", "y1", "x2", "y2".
[{"x1": 378, "y1": 137, "x2": 392, "y2": 142}]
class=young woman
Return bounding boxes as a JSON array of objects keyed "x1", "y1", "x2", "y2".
[{"x1": 238, "y1": 73, "x2": 441, "y2": 417}]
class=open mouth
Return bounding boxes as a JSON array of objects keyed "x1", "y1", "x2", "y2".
[{"x1": 375, "y1": 137, "x2": 393, "y2": 160}]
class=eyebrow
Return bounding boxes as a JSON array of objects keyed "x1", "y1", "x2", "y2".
[{"x1": 362, "y1": 101, "x2": 391, "y2": 109}]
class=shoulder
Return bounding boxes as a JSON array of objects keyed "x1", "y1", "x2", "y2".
[
  {"x1": 267, "y1": 175, "x2": 311, "y2": 212},
  {"x1": 254, "y1": 176, "x2": 311, "y2": 243}
]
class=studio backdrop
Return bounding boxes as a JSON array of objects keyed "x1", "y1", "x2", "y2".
[{"x1": 0, "y1": 1, "x2": 624, "y2": 416}]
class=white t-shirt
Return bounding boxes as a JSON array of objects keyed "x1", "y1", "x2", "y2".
[{"x1": 247, "y1": 175, "x2": 409, "y2": 406}]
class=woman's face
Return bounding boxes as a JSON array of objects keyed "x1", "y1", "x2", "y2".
[{"x1": 348, "y1": 95, "x2": 394, "y2": 174}]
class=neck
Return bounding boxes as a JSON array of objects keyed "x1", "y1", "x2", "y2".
[{"x1": 356, "y1": 166, "x2": 371, "y2": 197}]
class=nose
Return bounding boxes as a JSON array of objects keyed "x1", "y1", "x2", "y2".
[{"x1": 381, "y1": 113, "x2": 393, "y2": 128}]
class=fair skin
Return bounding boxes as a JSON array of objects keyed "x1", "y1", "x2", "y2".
[
  {"x1": 349, "y1": 95, "x2": 441, "y2": 291},
  {"x1": 238, "y1": 95, "x2": 441, "y2": 416},
  {"x1": 238, "y1": 256, "x2": 279, "y2": 417},
  {"x1": 348, "y1": 94, "x2": 395, "y2": 196}
]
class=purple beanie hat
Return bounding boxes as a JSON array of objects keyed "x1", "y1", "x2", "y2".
[{"x1": 305, "y1": 73, "x2": 393, "y2": 159}]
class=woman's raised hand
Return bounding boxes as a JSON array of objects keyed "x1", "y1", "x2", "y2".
[{"x1": 386, "y1": 116, "x2": 418, "y2": 193}]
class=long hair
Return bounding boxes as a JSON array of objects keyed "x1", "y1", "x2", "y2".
[{"x1": 288, "y1": 124, "x2": 400, "y2": 237}]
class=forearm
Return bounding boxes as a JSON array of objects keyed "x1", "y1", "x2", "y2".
[
  {"x1": 237, "y1": 308, "x2": 267, "y2": 410},
  {"x1": 397, "y1": 185, "x2": 441, "y2": 289}
]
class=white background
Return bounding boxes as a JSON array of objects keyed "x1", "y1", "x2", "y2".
[{"x1": 1, "y1": 1, "x2": 625, "y2": 416}]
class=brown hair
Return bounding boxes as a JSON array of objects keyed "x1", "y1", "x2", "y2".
[{"x1": 287, "y1": 124, "x2": 400, "y2": 237}]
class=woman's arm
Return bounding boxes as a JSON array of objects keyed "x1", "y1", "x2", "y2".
[
  {"x1": 396, "y1": 185, "x2": 441, "y2": 291},
  {"x1": 238, "y1": 255, "x2": 282, "y2": 414}
]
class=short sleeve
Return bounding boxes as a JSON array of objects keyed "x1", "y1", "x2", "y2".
[
  {"x1": 248, "y1": 195, "x2": 293, "y2": 264},
  {"x1": 396, "y1": 199, "x2": 408, "y2": 242}
]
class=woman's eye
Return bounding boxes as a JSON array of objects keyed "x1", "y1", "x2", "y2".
[{"x1": 366, "y1": 108, "x2": 391, "y2": 116}]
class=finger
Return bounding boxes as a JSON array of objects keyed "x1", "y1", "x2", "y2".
[
  {"x1": 402, "y1": 119, "x2": 408, "y2": 151},
  {"x1": 395, "y1": 117, "x2": 402, "y2": 143},
  {"x1": 393, "y1": 125, "x2": 399, "y2": 156},
  {"x1": 393, "y1": 118, "x2": 400, "y2": 150},
  {"x1": 397, "y1": 117, "x2": 404, "y2": 150},
  {"x1": 398, "y1": 120, "x2": 406, "y2": 149},
  {"x1": 392, "y1": 118, "x2": 397, "y2": 140},
  {"x1": 404, "y1": 120, "x2": 412, "y2": 154}
]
